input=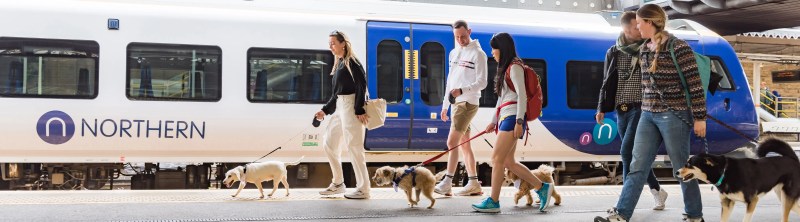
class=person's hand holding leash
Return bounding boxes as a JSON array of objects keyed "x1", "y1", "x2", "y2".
[
  {"x1": 485, "y1": 123, "x2": 496, "y2": 133},
  {"x1": 315, "y1": 110, "x2": 325, "y2": 120},
  {"x1": 694, "y1": 120, "x2": 706, "y2": 137}
]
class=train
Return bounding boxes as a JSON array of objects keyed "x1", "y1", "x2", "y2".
[{"x1": 0, "y1": 0, "x2": 758, "y2": 190}]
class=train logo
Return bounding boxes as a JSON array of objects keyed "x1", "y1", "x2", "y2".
[
  {"x1": 579, "y1": 132, "x2": 593, "y2": 145},
  {"x1": 36, "y1": 110, "x2": 75, "y2": 145},
  {"x1": 592, "y1": 118, "x2": 617, "y2": 145}
]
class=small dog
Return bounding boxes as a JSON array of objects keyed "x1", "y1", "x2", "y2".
[
  {"x1": 505, "y1": 164, "x2": 562, "y2": 206},
  {"x1": 223, "y1": 156, "x2": 304, "y2": 199},
  {"x1": 678, "y1": 139, "x2": 800, "y2": 222},
  {"x1": 373, "y1": 165, "x2": 436, "y2": 208}
]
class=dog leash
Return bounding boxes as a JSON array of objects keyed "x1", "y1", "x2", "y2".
[
  {"x1": 249, "y1": 124, "x2": 314, "y2": 163},
  {"x1": 470, "y1": 123, "x2": 495, "y2": 149},
  {"x1": 249, "y1": 147, "x2": 282, "y2": 164},
  {"x1": 417, "y1": 130, "x2": 489, "y2": 167},
  {"x1": 389, "y1": 130, "x2": 488, "y2": 192},
  {"x1": 650, "y1": 76, "x2": 760, "y2": 154}
]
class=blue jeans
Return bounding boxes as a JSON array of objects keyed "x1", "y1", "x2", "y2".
[
  {"x1": 616, "y1": 107, "x2": 660, "y2": 190},
  {"x1": 615, "y1": 111, "x2": 702, "y2": 220}
]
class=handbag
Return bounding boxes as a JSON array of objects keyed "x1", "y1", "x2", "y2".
[
  {"x1": 346, "y1": 58, "x2": 386, "y2": 130},
  {"x1": 363, "y1": 97, "x2": 386, "y2": 130}
]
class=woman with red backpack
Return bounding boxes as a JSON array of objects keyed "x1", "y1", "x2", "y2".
[{"x1": 471, "y1": 32, "x2": 554, "y2": 213}]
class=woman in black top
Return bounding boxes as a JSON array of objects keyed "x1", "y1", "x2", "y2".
[{"x1": 315, "y1": 30, "x2": 371, "y2": 199}]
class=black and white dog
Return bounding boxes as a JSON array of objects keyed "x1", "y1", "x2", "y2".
[{"x1": 677, "y1": 138, "x2": 800, "y2": 222}]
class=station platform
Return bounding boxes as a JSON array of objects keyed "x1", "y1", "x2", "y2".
[{"x1": 1, "y1": 185, "x2": 798, "y2": 222}]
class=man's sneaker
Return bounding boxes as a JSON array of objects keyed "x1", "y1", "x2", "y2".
[
  {"x1": 682, "y1": 214, "x2": 705, "y2": 222},
  {"x1": 455, "y1": 182, "x2": 483, "y2": 196},
  {"x1": 434, "y1": 180, "x2": 453, "y2": 196},
  {"x1": 535, "y1": 182, "x2": 554, "y2": 211},
  {"x1": 319, "y1": 183, "x2": 345, "y2": 195},
  {"x1": 650, "y1": 188, "x2": 668, "y2": 210},
  {"x1": 593, "y1": 207, "x2": 628, "y2": 222},
  {"x1": 471, "y1": 197, "x2": 500, "y2": 213},
  {"x1": 344, "y1": 190, "x2": 370, "y2": 199}
]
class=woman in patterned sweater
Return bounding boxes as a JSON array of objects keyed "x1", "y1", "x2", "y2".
[{"x1": 595, "y1": 4, "x2": 707, "y2": 222}]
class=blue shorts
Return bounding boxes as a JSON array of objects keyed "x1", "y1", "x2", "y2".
[{"x1": 498, "y1": 115, "x2": 527, "y2": 139}]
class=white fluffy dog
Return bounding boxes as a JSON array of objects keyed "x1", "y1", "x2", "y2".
[{"x1": 223, "y1": 156, "x2": 304, "y2": 199}]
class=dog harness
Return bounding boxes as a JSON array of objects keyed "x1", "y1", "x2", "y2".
[{"x1": 391, "y1": 167, "x2": 417, "y2": 192}]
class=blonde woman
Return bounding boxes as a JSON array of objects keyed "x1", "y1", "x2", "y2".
[
  {"x1": 595, "y1": 4, "x2": 706, "y2": 222},
  {"x1": 316, "y1": 30, "x2": 371, "y2": 199}
]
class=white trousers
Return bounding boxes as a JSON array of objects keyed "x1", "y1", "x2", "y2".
[{"x1": 323, "y1": 94, "x2": 370, "y2": 193}]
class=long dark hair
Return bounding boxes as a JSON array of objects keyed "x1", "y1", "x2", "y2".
[{"x1": 490, "y1": 32, "x2": 518, "y2": 96}]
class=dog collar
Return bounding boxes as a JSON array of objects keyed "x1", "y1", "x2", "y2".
[{"x1": 714, "y1": 163, "x2": 727, "y2": 187}]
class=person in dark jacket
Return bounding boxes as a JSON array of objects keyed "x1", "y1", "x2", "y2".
[
  {"x1": 595, "y1": 11, "x2": 667, "y2": 211},
  {"x1": 315, "y1": 30, "x2": 371, "y2": 199}
]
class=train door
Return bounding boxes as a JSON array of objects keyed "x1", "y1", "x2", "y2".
[
  {"x1": 365, "y1": 21, "x2": 453, "y2": 150},
  {"x1": 409, "y1": 24, "x2": 454, "y2": 149}
]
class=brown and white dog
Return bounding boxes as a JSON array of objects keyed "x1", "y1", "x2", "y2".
[
  {"x1": 678, "y1": 139, "x2": 800, "y2": 222},
  {"x1": 505, "y1": 164, "x2": 562, "y2": 206},
  {"x1": 223, "y1": 156, "x2": 304, "y2": 199},
  {"x1": 372, "y1": 165, "x2": 436, "y2": 208}
]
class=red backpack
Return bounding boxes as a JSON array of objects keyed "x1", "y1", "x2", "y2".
[{"x1": 499, "y1": 59, "x2": 543, "y2": 122}]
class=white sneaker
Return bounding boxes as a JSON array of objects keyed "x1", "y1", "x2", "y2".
[
  {"x1": 319, "y1": 183, "x2": 345, "y2": 195},
  {"x1": 455, "y1": 181, "x2": 483, "y2": 196},
  {"x1": 593, "y1": 207, "x2": 628, "y2": 222},
  {"x1": 650, "y1": 188, "x2": 668, "y2": 210},
  {"x1": 682, "y1": 214, "x2": 705, "y2": 222},
  {"x1": 344, "y1": 190, "x2": 370, "y2": 199},
  {"x1": 434, "y1": 180, "x2": 453, "y2": 196}
]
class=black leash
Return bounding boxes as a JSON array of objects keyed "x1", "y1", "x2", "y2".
[
  {"x1": 247, "y1": 123, "x2": 314, "y2": 163},
  {"x1": 706, "y1": 114, "x2": 759, "y2": 145},
  {"x1": 652, "y1": 77, "x2": 759, "y2": 154},
  {"x1": 249, "y1": 147, "x2": 282, "y2": 164}
]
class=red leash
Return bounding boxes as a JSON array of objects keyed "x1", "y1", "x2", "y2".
[{"x1": 419, "y1": 130, "x2": 489, "y2": 166}]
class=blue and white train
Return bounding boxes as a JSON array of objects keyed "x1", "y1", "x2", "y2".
[{"x1": 0, "y1": 0, "x2": 758, "y2": 189}]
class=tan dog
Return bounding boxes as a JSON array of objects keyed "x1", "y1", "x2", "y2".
[
  {"x1": 223, "y1": 156, "x2": 303, "y2": 199},
  {"x1": 506, "y1": 164, "x2": 562, "y2": 206},
  {"x1": 373, "y1": 166, "x2": 436, "y2": 208}
]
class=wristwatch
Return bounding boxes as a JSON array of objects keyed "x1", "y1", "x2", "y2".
[{"x1": 516, "y1": 118, "x2": 525, "y2": 125}]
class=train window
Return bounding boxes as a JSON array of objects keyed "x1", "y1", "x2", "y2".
[
  {"x1": 419, "y1": 42, "x2": 445, "y2": 106},
  {"x1": 710, "y1": 58, "x2": 734, "y2": 90},
  {"x1": 480, "y1": 59, "x2": 547, "y2": 108},
  {"x1": 567, "y1": 61, "x2": 604, "y2": 109},
  {"x1": 377, "y1": 40, "x2": 404, "y2": 103},
  {"x1": 247, "y1": 48, "x2": 333, "y2": 103},
  {"x1": 0, "y1": 37, "x2": 98, "y2": 99},
  {"x1": 126, "y1": 43, "x2": 221, "y2": 101}
]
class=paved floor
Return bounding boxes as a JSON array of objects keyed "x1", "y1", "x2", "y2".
[{"x1": 0, "y1": 185, "x2": 797, "y2": 222}]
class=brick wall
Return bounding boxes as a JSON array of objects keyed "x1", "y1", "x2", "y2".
[{"x1": 740, "y1": 60, "x2": 800, "y2": 99}]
